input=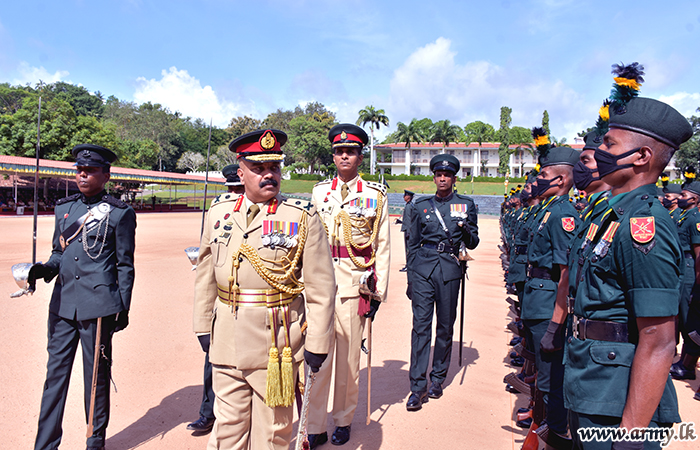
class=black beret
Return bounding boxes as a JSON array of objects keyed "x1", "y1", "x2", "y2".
[
  {"x1": 71, "y1": 144, "x2": 117, "y2": 168},
  {"x1": 229, "y1": 129, "x2": 287, "y2": 162},
  {"x1": 656, "y1": 186, "x2": 665, "y2": 197},
  {"x1": 429, "y1": 154, "x2": 460, "y2": 174},
  {"x1": 539, "y1": 146, "x2": 580, "y2": 168},
  {"x1": 682, "y1": 181, "x2": 700, "y2": 196},
  {"x1": 222, "y1": 164, "x2": 242, "y2": 186},
  {"x1": 329, "y1": 124, "x2": 369, "y2": 148},
  {"x1": 608, "y1": 97, "x2": 693, "y2": 149},
  {"x1": 663, "y1": 184, "x2": 682, "y2": 194}
]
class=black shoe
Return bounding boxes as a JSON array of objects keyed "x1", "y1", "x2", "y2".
[
  {"x1": 331, "y1": 426, "x2": 351, "y2": 445},
  {"x1": 308, "y1": 431, "x2": 328, "y2": 449},
  {"x1": 510, "y1": 356, "x2": 524, "y2": 367},
  {"x1": 406, "y1": 391, "x2": 429, "y2": 411},
  {"x1": 670, "y1": 360, "x2": 696, "y2": 380},
  {"x1": 399, "y1": 267, "x2": 407, "y2": 272},
  {"x1": 516, "y1": 417, "x2": 532, "y2": 429},
  {"x1": 87, "y1": 447, "x2": 104, "y2": 450},
  {"x1": 428, "y1": 382, "x2": 443, "y2": 399},
  {"x1": 187, "y1": 416, "x2": 215, "y2": 433},
  {"x1": 509, "y1": 336, "x2": 523, "y2": 346}
]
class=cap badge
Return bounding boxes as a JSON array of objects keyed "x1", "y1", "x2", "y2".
[
  {"x1": 84, "y1": 150, "x2": 91, "y2": 158},
  {"x1": 260, "y1": 131, "x2": 276, "y2": 150},
  {"x1": 341, "y1": 131, "x2": 347, "y2": 140}
]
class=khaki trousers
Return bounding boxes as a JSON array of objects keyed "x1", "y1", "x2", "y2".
[
  {"x1": 208, "y1": 365, "x2": 295, "y2": 450},
  {"x1": 307, "y1": 295, "x2": 366, "y2": 433}
]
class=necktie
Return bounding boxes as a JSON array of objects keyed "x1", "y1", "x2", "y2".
[
  {"x1": 247, "y1": 204, "x2": 260, "y2": 227},
  {"x1": 341, "y1": 183, "x2": 349, "y2": 201}
]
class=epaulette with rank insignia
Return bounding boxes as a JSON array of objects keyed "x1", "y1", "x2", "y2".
[
  {"x1": 102, "y1": 194, "x2": 129, "y2": 209},
  {"x1": 284, "y1": 197, "x2": 317, "y2": 215},
  {"x1": 210, "y1": 193, "x2": 242, "y2": 207},
  {"x1": 314, "y1": 179, "x2": 332, "y2": 188},
  {"x1": 55, "y1": 193, "x2": 81, "y2": 205},
  {"x1": 365, "y1": 180, "x2": 387, "y2": 196}
]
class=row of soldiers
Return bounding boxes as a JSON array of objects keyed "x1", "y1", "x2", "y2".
[{"x1": 499, "y1": 62, "x2": 697, "y2": 450}]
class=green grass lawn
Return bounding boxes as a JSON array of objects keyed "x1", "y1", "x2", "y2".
[{"x1": 136, "y1": 179, "x2": 511, "y2": 209}]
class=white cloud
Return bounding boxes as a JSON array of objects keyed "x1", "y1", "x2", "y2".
[
  {"x1": 389, "y1": 37, "x2": 594, "y2": 141},
  {"x1": 658, "y1": 92, "x2": 700, "y2": 118},
  {"x1": 11, "y1": 61, "x2": 69, "y2": 86},
  {"x1": 133, "y1": 67, "x2": 255, "y2": 128}
]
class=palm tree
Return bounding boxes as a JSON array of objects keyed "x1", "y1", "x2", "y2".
[
  {"x1": 356, "y1": 106, "x2": 389, "y2": 175},
  {"x1": 429, "y1": 119, "x2": 462, "y2": 154},
  {"x1": 464, "y1": 121, "x2": 495, "y2": 177},
  {"x1": 395, "y1": 119, "x2": 426, "y2": 175}
]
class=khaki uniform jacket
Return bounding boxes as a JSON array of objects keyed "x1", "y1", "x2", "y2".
[
  {"x1": 193, "y1": 192, "x2": 336, "y2": 369},
  {"x1": 311, "y1": 176, "x2": 390, "y2": 301}
]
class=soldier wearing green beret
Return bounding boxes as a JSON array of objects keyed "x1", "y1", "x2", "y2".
[
  {"x1": 564, "y1": 63, "x2": 693, "y2": 449},
  {"x1": 405, "y1": 154, "x2": 479, "y2": 410},
  {"x1": 669, "y1": 180, "x2": 700, "y2": 383},
  {"x1": 519, "y1": 128, "x2": 580, "y2": 447}
]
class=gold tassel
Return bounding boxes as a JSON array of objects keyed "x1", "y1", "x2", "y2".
[
  {"x1": 281, "y1": 346, "x2": 294, "y2": 407},
  {"x1": 265, "y1": 347, "x2": 282, "y2": 407}
]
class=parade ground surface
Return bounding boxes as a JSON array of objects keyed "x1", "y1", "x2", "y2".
[{"x1": 1, "y1": 212, "x2": 697, "y2": 449}]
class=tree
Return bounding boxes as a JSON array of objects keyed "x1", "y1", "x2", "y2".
[
  {"x1": 464, "y1": 120, "x2": 495, "y2": 177},
  {"x1": 49, "y1": 82, "x2": 105, "y2": 117},
  {"x1": 429, "y1": 119, "x2": 462, "y2": 154},
  {"x1": 674, "y1": 108, "x2": 700, "y2": 176},
  {"x1": 177, "y1": 151, "x2": 207, "y2": 172},
  {"x1": 287, "y1": 110, "x2": 336, "y2": 175},
  {"x1": 356, "y1": 106, "x2": 389, "y2": 175},
  {"x1": 227, "y1": 116, "x2": 262, "y2": 139},
  {"x1": 542, "y1": 110, "x2": 550, "y2": 136},
  {"x1": 497, "y1": 106, "x2": 513, "y2": 175},
  {"x1": 395, "y1": 119, "x2": 426, "y2": 150}
]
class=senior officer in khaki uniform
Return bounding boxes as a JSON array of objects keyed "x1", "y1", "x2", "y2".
[
  {"x1": 564, "y1": 64, "x2": 693, "y2": 450},
  {"x1": 193, "y1": 129, "x2": 336, "y2": 450},
  {"x1": 306, "y1": 124, "x2": 390, "y2": 447}
]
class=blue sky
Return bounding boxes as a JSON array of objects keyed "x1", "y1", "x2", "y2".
[{"x1": 1, "y1": 0, "x2": 699, "y2": 142}]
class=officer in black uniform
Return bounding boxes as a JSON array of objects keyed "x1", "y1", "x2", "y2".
[
  {"x1": 400, "y1": 190, "x2": 415, "y2": 272},
  {"x1": 406, "y1": 154, "x2": 479, "y2": 410},
  {"x1": 187, "y1": 163, "x2": 245, "y2": 434},
  {"x1": 29, "y1": 144, "x2": 136, "y2": 450}
]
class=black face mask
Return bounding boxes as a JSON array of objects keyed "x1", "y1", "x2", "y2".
[
  {"x1": 573, "y1": 161, "x2": 599, "y2": 191},
  {"x1": 594, "y1": 147, "x2": 641, "y2": 178},
  {"x1": 532, "y1": 175, "x2": 561, "y2": 198},
  {"x1": 661, "y1": 197, "x2": 675, "y2": 209},
  {"x1": 677, "y1": 198, "x2": 693, "y2": 210},
  {"x1": 519, "y1": 189, "x2": 532, "y2": 203}
]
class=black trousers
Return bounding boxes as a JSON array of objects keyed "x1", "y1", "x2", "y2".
[
  {"x1": 409, "y1": 264, "x2": 461, "y2": 392},
  {"x1": 199, "y1": 352, "x2": 215, "y2": 420},
  {"x1": 35, "y1": 313, "x2": 115, "y2": 450}
]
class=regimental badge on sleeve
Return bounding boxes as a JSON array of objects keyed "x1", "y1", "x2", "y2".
[
  {"x1": 562, "y1": 217, "x2": 575, "y2": 232},
  {"x1": 696, "y1": 222, "x2": 700, "y2": 232},
  {"x1": 630, "y1": 217, "x2": 655, "y2": 244}
]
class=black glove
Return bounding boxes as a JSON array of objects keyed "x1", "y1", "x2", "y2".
[
  {"x1": 114, "y1": 310, "x2": 129, "y2": 332},
  {"x1": 364, "y1": 299, "x2": 381, "y2": 321},
  {"x1": 28, "y1": 263, "x2": 50, "y2": 289},
  {"x1": 540, "y1": 320, "x2": 565, "y2": 353},
  {"x1": 406, "y1": 281, "x2": 413, "y2": 300},
  {"x1": 304, "y1": 350, "x2": 327, "y2": 373},
  {"x1": 611, "y1": 439, "x2": 645, "y2": 450},
  {"x1": 197, "y1": 334, "x2": 211, "y2": 353}
]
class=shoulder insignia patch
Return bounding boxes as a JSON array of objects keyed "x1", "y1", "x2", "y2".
[
  {"x1": 696, "y1": 222, "x2": 700, "y2": 232},
  {"x1": 562, "y1": 217, "x2": 575, "y2": 232},
  {"x1": 630, "y1": 217, "x2": 655, "y2": 244}
]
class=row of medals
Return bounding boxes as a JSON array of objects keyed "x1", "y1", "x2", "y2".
[{"x1": 261, "y1": 233, "x2": 298, "y2": 249}]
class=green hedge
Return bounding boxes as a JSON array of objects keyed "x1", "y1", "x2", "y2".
[{"x1": 289, "y1": 172, "x2": 527, "y2": 183}]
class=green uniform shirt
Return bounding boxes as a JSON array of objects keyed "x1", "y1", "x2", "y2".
[
  {"x1": 564, "y1": 184, "x2": 681, "y2": 422},
  {"x1": 521, "y1": 195, "x2": 580, "y2": 320}
]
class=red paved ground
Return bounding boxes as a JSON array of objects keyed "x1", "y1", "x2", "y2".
[{"x1": 0, "y1": 213, "x2": 697, "y2": 449}]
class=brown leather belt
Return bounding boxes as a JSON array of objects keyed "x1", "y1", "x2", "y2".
[{"x1": 572, "y1": 316, "x2": 629, "y2": 342}]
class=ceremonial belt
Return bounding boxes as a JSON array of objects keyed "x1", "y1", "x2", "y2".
[
  {"x1": 572, "y1": 316, "x2": 629, "y2": 342},
  {"x1": 331, "y1": 245, "x2": 373, "y2": 261},
  {"x1": 217, "y1": 286, "x2": 296, "y2": 307},
  {"x1": 527, "y1": 264, "x2": 552, "y2": 280},
  {"x1": 515, "y1": 245, "x2": 528, "y2": 255},
  {"x1": 421, "y1": 241, "x2": 458, "y2": 254},
  {"x1": 59, "y1": 211, "x2": 91, "y2": 250}
]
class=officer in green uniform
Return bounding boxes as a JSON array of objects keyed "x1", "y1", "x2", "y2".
[
  {"x1": 29, "y1": 144, "x2": 136, "y2": 450},
  {"x1": 669, "y1": 180, "x2": 700, "y2": 381},
  {"x1": 406, "y1": 154, "x2": 479, "y2": 410},
  {"x1": 564, "y1": 65, "x2": 693, "y2": 449},
  {"x1": 662, "y1": 182, "x2": 682, "y2": 221},
  {"x1": 521, "y1": 129, "x2": 580, "y2": 445}
]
